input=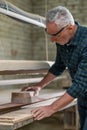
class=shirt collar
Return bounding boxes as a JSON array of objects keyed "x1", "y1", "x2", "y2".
[{"x1": 68, "y1": 21, "x2": 81, "y2": 46}]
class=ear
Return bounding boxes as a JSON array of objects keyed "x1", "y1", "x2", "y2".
[
  {"x1": 67, "y1": 24, "x2": 73, "y2": 30},
  {"x1": 67, "y1": 24, "x2": 74, "y2": 34}
]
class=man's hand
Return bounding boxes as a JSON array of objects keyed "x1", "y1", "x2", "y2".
[
  {"x1": 31, "y1": 105, "x2": 55, "y2": 120},
  {"x1": 31, "y1": 92, "x2": 74, "y2": 120},
  {"x1": 21, "y1": 86, "x2": 41, "y2": 96}
]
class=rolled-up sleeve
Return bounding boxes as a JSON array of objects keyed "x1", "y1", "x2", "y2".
[
  {"x1": 49, "y1": 44, "x2": 66, "y2": 76},
  {"x1": 67, "y1": 47, "x2": 87, "y2": 98}
]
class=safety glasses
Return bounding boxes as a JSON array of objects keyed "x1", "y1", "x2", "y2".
[{"x1": 45, "y1": 25, "x2": 68, "y2": 37}]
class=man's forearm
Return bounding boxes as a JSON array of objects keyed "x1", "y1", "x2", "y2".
[
  {"x1": 37, "y1": 72, "x2": 56, "y2": 89},
  {"x1": 50, "y1": 92, "x2": 74, "y2": 113}
]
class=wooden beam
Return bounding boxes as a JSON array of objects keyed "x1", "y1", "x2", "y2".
[
  {"x1": 0, "y1": 60, "x2": 53, "y2": 75},
  {"x1": 0, "y1": 89, "x2": 77, "y2": 130},
  {"x1": 0, "y1": 97, "x2": 77, "y2": 130},
  {"x1": 0, "y1": 90, "x2": 65, "y2": 114},
  {"x1": 0, "y1": 77, "x2": 43, "y2": 85}
]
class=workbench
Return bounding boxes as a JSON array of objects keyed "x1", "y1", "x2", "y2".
[
  {"x1": 0, "y1": 88, "x2": 78, "y2": 130},
  {"x1": 0, "y1": 60, "x2": 79, "y2": 130}
]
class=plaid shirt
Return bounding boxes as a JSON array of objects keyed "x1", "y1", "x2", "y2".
[{"x1": 49, "y1": 22, "x2": 87, "y2": 99}]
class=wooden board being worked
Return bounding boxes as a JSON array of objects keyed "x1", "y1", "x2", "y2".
[
  {"x1": 0, "y1": 90, "x2": 65, "y2": 129},
  {"x1": 0, "y1": 97, "x2": 62, "y2": 130},
  {"x1": 0, "y1": 98, "x2": 77, "y2": 130},
  {"x1": 0, "y1": 90, "x2": 65, "y2": 114},
  {"x1": 0, "y1": 89, "x2": 77, "y2": 130},
  {"x1": 0, "y1": 108, "x2": 34, "y2": 130},
  {"x1": 0, "y1": 97, "x2": 45, "y2": 114}
]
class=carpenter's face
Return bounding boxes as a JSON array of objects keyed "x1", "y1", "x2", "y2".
[{"x1": 46, "y1": 22, "x2": 71, "y2": 45}]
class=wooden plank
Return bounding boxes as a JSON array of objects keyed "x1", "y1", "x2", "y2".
[
  {"x1": 0, "y1": 77, "x2": 43, "y2": 86},
  {"x1": 0, "y1": 60, "x2": 53, "y2": 75},
  {"x1": 0, "y1": 113, "x2": 33, "y2": 123},
  {"x1": 0, "y1": 97, "x2": 77, "y2": 130},
  {"x1": 0, "y1": 60, "x2": 52, "y2": 70},
  {"x1": 0, "y1": 109, "x2": 33, "y2": 130},
  {"x1": 0, "y1": 69, "x2": 48, "y2": 75},
  {"x1": 0, "y1": 90, "x2": 65, "y2": 114},
  {"x1": 0, "y1": 89, "x2": 77, "y2": 130},
  {"x1": 0, "y1": 97, "x2": 44, "y2": 114},
  {"x1": 0, "y1": 75, "x2": 66, "y2": 86},
  {"x1": 0, "y1": 98, "x2": 58, "y2": 130}
]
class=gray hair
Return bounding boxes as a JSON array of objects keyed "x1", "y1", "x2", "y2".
[{"x1": 46, "y1": 6, "x2": 75, "y2": 28}]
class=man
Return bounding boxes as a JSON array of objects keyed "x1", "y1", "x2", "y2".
[{"x1": 22, "y1": 6, "x2": 87, "y2": 130}]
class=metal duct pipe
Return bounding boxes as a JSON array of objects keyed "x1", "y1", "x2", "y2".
[{"x1": 0, "y1": 0, "x2": 46, "y2": 28}]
